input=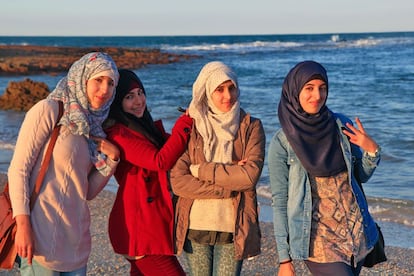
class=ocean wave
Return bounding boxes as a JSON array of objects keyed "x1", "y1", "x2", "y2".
[
  {"x1": 0, "y1": 42, "x2": 29, "y2": 46},
  {"x1": 1, "y1": 33, "x2": 412, "y2": 54},
  {"x1": 161, "y1": 40, "x2": 303, "y2": 53},
  {"x1": 330, "y1": 34, "x2": 379, "y2": 46},
  {"x1": 161, "y1": 36, "x2": 411, "y2": 54},
  {"x1": 329, "y1": 34, "x2": 414, "y2": 48},
  {"x1": 0, "y1": 141, "x2": 15, "y2": 150}
]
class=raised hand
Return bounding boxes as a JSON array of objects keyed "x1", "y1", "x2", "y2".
[{"x1": 342, "y1": 117, "x2": 379, "y2": 153}]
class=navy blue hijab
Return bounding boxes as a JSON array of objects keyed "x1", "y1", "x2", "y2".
[{"x1": 278, "y1": 61, "x2": 346, "y2": 177}]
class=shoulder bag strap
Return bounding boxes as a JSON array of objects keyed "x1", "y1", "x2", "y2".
[{"x1": 29, "y1": 101, "x2": 63, "y2": 210}]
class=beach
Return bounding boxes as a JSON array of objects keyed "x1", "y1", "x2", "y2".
[
  {"x1": 1, "y1": 175, "x2": 413, "y2": 276},
  {"x1": 0, "y1": 33, "x2": 413, "y2": 275}
]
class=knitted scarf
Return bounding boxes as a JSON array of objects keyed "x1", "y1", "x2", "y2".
[
  {"x1": 189, "y1": 61, "x2": 240, "y2": 163},
  {"x1": 48, "y1": 52, "x2": 119, "y2": 176}
]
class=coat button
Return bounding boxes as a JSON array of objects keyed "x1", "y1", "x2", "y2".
[
  {"x1": 145, "y1": 177, "x2": 151, "y2": 183},
  {"x1": 147, "y1": 197, "x2": 154, "y2": 203},
  {"x1": 184, "y1": 127, "x2": 190, "y2": 133}
]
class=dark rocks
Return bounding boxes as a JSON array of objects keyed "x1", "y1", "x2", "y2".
[
  {"x1": 0, "y1": 45, "x2": 197, "y2": 76},
  {"x1": 0, "y1": 78, "x2": 50, "y2": 111},
  {"x1": 0, "y1": 45, "x2": 198, "y2": 111}
]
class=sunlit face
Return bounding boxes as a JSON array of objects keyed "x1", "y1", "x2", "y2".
[
  {"x1": 86, "y1": 76, "x2": 115, "y2": 109},
  {"x1": 211, "y1": 80, "x2": 238, "y2": 113},
  {"x1": 299, "y1": 79, "x2": 327, "y2": 114},
  {"x1": 122, "y1": 88, "x2": 146, "y2": 118}
]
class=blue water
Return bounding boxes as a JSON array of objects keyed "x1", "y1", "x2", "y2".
[{"x1": 1, "y1": 32, "x2": 413, "y2": 248}]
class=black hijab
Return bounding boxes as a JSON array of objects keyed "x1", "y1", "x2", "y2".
[
  {"x1": 107, "y1": 69, "x2": 165, "y2": 148},
  {"x1": 278, "y1": 61, "x2": 346, "y2": 177}
]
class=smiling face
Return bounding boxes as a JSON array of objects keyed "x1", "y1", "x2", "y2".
[
  {"x1": 86, "y1": 76, "x2": 116, "y2": 109},
  {"x1": 211, "y1": 80, "x2": 238, "y2": 113},
  {"x1": 122, "y1": 87, "x2": 146, "y2": 118},
  {"x1": 299, "y1": 79, "x2": 327, "y2": 114}
]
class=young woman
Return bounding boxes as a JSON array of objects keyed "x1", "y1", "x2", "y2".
[
  {"x1": 268, "y1": 60, "x2": 381, "y2": 276},
  {"x1": 171, "y1": 61, "x2": 265, "y2": 276},
  {"x1": 8, "y1": 52, "x2": 120, "y2": 275},
  {"x1": 103, "y1": 69, "x2": 192, "y2": 276}
]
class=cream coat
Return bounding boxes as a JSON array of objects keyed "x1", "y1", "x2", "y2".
[{"x1": 8, "y1": 99, "x2": 118, "y2": 271}]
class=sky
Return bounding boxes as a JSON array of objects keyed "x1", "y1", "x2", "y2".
[{"x1": 1, "y1": 0, "x2": 413, "y2": 36}]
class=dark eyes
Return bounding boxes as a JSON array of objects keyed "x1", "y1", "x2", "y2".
[
  {"x1": 94, "y1": 77, "x2": 114, "y2": 86},
  {"x1": 124, "y1": 91, "x2": 144, "y2": 99},
  {"x1": 215, "y1": 85, "x2": 237, "y2": 93},
  {"x1": 305, "y1": 85, "x2": 326, "y2": 92}
]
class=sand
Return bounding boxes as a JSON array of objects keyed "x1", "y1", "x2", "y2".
[{"x1": 0, "y1": 174, "x2": 413, "y2": 275}]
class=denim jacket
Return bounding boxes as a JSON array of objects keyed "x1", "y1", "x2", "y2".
[{"x1": 268, "y1": 113, "x2": 380, "y2": 262}]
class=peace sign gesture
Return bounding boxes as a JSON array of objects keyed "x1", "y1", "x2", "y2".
[{"x1": 342, "y1": 117, "x2": 379, "y2": 154}]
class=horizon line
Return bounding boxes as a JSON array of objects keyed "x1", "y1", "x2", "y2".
[{"x1": 1, "y1": 30, "x2": 413, "y2": 38}]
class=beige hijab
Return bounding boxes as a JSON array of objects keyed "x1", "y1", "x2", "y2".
[{"x1": 189, "y1": 61, "x2": 240, "y2": 163}]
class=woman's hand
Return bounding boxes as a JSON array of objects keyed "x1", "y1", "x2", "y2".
[
  {"x1": 92, "y1": 136, "x2": 120, "y2": 161},
  {"x1": 178, "y1": 106, "x2": 190, "y2": 116},
  {"x1": 189, "y1": 164, "x2": 200, "y2": 178},
  {"x1": 237, "y1": 158, "x2": 248, "y2": 166},
  {"x1": 278, "y1": 261, "x2": 295, "y2": 276},
  {"x1": 15, "y1": 215, "x2": 34, "y2": 265},
  {"x1": 343, "y1": 117, "x2": 379, "y2": 153}
]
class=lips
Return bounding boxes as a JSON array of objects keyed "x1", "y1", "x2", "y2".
[
  {"x1": 96, "y1": 96, "x2": 108, "y2": 102},
  {"x1": 133, "y1": 107, "x2": 144, "y2": 112},
  {"x1": 131, "y1": 107, "x2": 145, "y2": 117}
]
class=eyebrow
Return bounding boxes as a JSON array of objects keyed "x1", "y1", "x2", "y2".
[
  {"x1": 304, "y1": 83, "x2": 326, "y2": 87},
  {"x1": 217, "y1": 83, "x2": 235, "y2": 89},
  {"x1": 303, "y1": 83, "x2": 315, "y2": 87}
]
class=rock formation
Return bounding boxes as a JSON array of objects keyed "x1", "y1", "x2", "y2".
[
  {"x1": 0, "y1": 45, "x2": 198, "y2": 111},
  {"x1": 0, "y1": 45, "x2": 196, "y2": 76},
  {"x1": 0, "y1": 78, "x2": 50, "y2": 111}
]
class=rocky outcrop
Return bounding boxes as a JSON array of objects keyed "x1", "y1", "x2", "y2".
[
  {"x1": 0, "y1": 45, "x2": 197, "y2": 75},
  {"x1": 0, "y1": 78, "x2": 50, "y2": 111},
  {"x1": 0, "y1": 45, "x2": 198, "y2": 111}
]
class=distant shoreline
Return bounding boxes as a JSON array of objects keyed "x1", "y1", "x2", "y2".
[{"x1": 0, "y1": 45, "x2": 198, "y2": 76}]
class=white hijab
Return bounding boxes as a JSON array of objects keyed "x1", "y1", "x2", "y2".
[{"x1": 188, "y1": 61, "x2": 240, "y2": 163}]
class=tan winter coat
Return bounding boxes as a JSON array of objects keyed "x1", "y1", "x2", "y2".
[{"x1": 170, "y1": 109, "x2": 265, "y2": 260}]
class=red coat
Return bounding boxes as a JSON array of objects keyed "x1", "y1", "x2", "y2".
[{"x1": 105, "y1": 115, "x2": 192, "y2": 256}]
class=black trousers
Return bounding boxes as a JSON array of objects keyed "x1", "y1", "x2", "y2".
[{"x1": 305, "y1": 259, "x2": 364, "y2": 276}]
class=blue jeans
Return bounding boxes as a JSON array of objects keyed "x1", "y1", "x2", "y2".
[
  {"x1": 19, "y1": 257, "x2": 87, "y2": 276},
  {"x1": 184, "y1": 239, "x2": 243, "y2": 276}
]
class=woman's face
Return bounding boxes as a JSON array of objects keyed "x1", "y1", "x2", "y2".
[
  {"x1": 122, "y1": 88, "x2": 146, "y2": 118},
  {"x1": 299, "y1": 79, "x2": 327, "y2": 114},
  {"x1": 86, "y1": 76, "x2": 115, "y2": 109},
  {"x1": 211, "y1": 80, "x2": 238, "y2": 113}
]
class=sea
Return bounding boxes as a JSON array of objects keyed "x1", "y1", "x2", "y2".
[{"x1": 1, "y1": 32, "x2": 413, "y2": 249}]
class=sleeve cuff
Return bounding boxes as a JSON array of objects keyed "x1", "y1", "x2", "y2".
[{"x1": 366, "y1": 146, "x2": 381, "y2": 158}]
